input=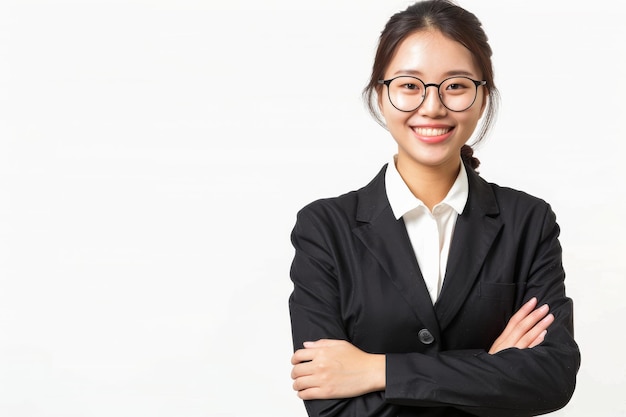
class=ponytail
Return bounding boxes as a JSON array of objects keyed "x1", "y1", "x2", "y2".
[{"x1": 461, "y1": 144, "x2": 480, "y2": 171}]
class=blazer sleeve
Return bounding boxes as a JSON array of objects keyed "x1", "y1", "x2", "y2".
[
  {"x1": 289, "y1": 205, "x2": 400, "y2": 417},
  {"x1": 384, "y1": 203, "x2": 581, "y2": 416}
]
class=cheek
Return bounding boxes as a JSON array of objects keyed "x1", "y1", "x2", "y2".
[
  {"x1": 476, "y1": 89, "x2": 488, "y2": 117},
  {"x1": 376, "y1": 88, "x2": 385, "y2": 110},
  {"x1": 457, "y1": 111, "x2": 482, "y2": 135},
  {"x1": 380, "y1": 100, "x2": 404, "y2": 126},
  {"x1": 378, "y1": 93, "x2": 389, "y2": 117}
]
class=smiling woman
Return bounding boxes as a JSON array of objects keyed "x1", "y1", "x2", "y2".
[
  {"x1": 376, "y1": 30, "x2": 487, "y2": 208},
  {"x1": 287, "y1": 1, "x2": 581, "y2": 416}
]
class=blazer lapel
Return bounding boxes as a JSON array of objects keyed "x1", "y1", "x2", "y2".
[
  {"x1": 352, "y1": 165, "x2": 441, "y2": 340},
  {"x1": 435, "y1": 166, "x2": 503, "y2": 331}
]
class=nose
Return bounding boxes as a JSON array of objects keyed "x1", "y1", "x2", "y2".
[{"x1": 418, "y1": 85, "x2": 446, "y2": 117}]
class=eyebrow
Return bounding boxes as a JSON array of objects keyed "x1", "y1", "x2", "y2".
[{"x1": 391, "y1": 69, "x2": 478, "y2": 78}]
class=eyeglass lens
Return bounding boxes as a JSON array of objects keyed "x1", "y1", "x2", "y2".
[{"x1": 386, "y1": 76, "x2": 480, "y2": 112}]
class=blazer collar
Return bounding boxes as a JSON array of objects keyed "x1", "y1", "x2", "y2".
[
  {"x1": 353, "y1": 164, "x2": 441, "y2": 339},
  {"x1": 435, "y1": 164, "x2": 503, "y2": 330},
  {"x1": 353, "y1": 163, "x2": 503, "y2": 333},
  {"x1": 355, "y1": 162, "x2": 499, "y2": 221}
]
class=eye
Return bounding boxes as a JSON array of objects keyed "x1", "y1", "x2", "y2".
[
  {"x1": 442, "y1": 77, "x2": 474, "y2": 93},
  {"x1": 390, "y1": 77, "x2": 424, "y2": 94},
  {"x1": 446, "y1": 83, "x2": 466, "y2": 91}
]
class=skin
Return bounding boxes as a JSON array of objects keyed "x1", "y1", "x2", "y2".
[
  {"x1": 291, "y1": 29, "x2": 554, "y2": 401},
  {"x1": 380, "y1": 29, "x2": 487, "y2": 209}
]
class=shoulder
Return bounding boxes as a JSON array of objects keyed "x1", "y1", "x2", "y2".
[
  {"x1": 290, "y1": 188, "x2": 364, "y2": 249},
  {"x1": 295, "y1": 187, "x2": 361, "y2": 230},
  {"x1": 480, "y1": 176, "x2": 558, "y2": 230},
  {"x1": 490, "y1": 181, "x2": 550, "y2": 210},
  {"x1": 294, "y1": 164, "x2": 387, "y2": 227},
  {"x1": 467, "y1": 165, "x2": 551, "y2": 212}
]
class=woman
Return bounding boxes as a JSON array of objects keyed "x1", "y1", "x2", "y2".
[{"x1": 288, "y1": 1, "x2": 580, "y2": 416}]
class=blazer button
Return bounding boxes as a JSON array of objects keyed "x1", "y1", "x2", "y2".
[{"x1": 418, "y1": 329, "x2": 435, "y2": 345}]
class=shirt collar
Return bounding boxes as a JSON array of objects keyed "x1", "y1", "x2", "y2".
[{"x1": 385, "y1": 155, "x2": 469, "y2": 220}]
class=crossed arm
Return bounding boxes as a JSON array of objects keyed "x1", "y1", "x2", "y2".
[
  {"x1": 291, "y1": 297, "x2": 554, "y2": 400},
  {"x1": 289, "y1": 200, "x2": 579, "y2": 416}
]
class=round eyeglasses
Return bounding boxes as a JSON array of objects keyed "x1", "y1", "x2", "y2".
[{"x1": 378, "y1": 76, "x2": 486, "y2": 112}]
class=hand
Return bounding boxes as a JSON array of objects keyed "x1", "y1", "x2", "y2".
[
  {"x1": 489, "y1": 297, "x2": 554, "y2": 354},
  {"x1": 290, "y1": 339, "x2": 385, "y2": 400}
]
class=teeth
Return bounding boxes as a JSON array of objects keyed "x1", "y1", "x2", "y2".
[{"x1": 413, "y1": 127, "x2": 449, "y2": 136}]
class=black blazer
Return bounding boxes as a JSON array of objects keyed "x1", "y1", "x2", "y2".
[{"x1": 289, "y1": 163, "x2": 580, "y2": 417}]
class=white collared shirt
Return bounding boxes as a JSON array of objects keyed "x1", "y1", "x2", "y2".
[{"x1": 385, "y1": 156, "x2": 469, "y2": 304}]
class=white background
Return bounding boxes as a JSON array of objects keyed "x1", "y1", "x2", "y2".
[{"x1": 0, "y1": 0, "x2": 624, "y2": 416}]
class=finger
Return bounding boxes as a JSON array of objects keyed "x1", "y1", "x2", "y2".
[
  {"x1": 507, "y1": 304, "x2": 550, "y2": 342},
  {"x1": 291, "y1": 348, "x2": 316, "y2": 365},
  {"x1": 498, "y1": 297, "x2": 538, "y2": 339},
  {"x1": 291, "y1": 360, "x2": 316, "y2": 379},
  {"x1": 488, "y1": 300, "x2": 548, "y2": 354},
  {"x1": 528, "y1": 329, "x2": 548, "y2": 349},
  {"x1": 296, "y1": 386, "x2": 325, "y2": 400},
  {"x1": 303, "y1": 339, "x2": 341, "y2": 348},
  {"x1": 292, "y1": 374, "x2": 319, "y2": 393},
  {"x1": 516, "y1": 313, "x2": 554, "y2": 348},
  {"x1": 508, "y1": 297, "x2": 538, "y2": 326},
  {"x1": 519, "y1": 304, "x2": 550, "y2": 331}
]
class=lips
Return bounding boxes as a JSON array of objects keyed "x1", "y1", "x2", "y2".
[
  {"x1": 412, "y1": 127, "x2": 451, "y2": 136},
  {"x1": 411, "y1": 126, "x2": 453, "y2": 144}
]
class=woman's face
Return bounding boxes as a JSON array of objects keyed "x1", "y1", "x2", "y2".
[{"x1": 379, "y1": 29, "x2": 486, "y2": 173}]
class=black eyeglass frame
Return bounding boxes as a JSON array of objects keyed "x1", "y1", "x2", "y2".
[{"x1": 378, "y1": 76, "x2": 487, "y2": 112}]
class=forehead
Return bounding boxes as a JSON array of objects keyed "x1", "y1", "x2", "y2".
[{"x1": 385, "y1": 29, "x2": 480, "y2": 79}]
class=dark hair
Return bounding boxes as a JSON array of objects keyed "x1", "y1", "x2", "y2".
[{"x1": 362, "y1": 0, "x2": 499, "y2": 170}]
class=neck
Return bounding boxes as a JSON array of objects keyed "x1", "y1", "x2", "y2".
[{"x1": 395, "y1": 155, "x2": 461, "y2": 211}]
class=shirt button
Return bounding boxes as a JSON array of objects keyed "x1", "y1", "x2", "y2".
[{"x1": 418, "y1": 329, "x2": 435, "y2": 345}]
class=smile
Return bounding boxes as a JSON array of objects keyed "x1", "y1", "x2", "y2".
[{"x1": 412, "y1": 127, "x2": 452, "y2": 136}]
